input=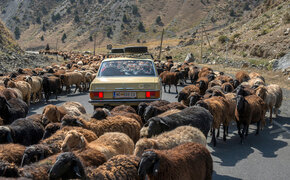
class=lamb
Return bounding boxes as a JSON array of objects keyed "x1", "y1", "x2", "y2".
[
  {"x1": 0, "y1": 95, "x2": 28, "y2": 125},
  {"x1": 61, "y1": 131, "x2": 134, "y2": 160},
  {"x1": 6, "y1": 80, "x2": 31, "y2": 106},
  {"x1": 42, "y1": 76, "x2": 61, "y2": 102},
  {"x1": 138, "y1": 142, "x2": 213, "y2": 180},
  {"x1": 61, "y1": 114, "x2": 141, "y2": 143},
  {"x1": 0, "y1": 118, "x2": 44, "y2": 146},
  {"x1": 146, "y1": 106, "x2": 212, "y2": 139},
  {"x1": 110, "y1": 105, "x2": 143, "y2": 126},
  {"x1": 235, "y1": 95, "x2": 266, "y2": 143},
  {"x1": 24, "y1": 76, "x2": 43, "y2": 103},
  {"x1": 177, "y1": 85, "x2": 200, "y2": 106},
  {"x1": 134, "y1": 126, "x2": 207, "y2": 157},
  {"x1": 41, "y1": 101, "x2": 86, "y2": 124},
  {"x1": 0, "y1": 144, "x2": 26, "y2": 166},
  {"x1": 87, "y1": 155, "x2": 140, "y2": 180},
  {"x1": 60, "y1": 72, "x2": 83, "y2": 93},
  {"x1": 255, "y1": 84, "x2": 283, "y2": 123},
  {"x1": 235, "y1": 71, "x2": 250, "y2": 83},
  {"x1": 20, "y1": 126, "x2": 97, "y2": 166},
  {"x1": 159, "y1": 71, "x2": 182, "y2": 93},
  {"x1": 195, "y1": 96, "x2": 231, "y2": 146},
  {"x1": 143, "y1": 102, "x2": 187, "y2": 122},
  {"x1": 137, "y1": 100, "x2": 170, "y2": 120}
]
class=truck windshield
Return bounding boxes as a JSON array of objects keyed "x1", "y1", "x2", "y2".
[{"x1": 98, "y1": 60, "x2": 156, "y2": 77}]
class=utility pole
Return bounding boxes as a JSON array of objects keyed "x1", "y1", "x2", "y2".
[
  {"x1": 56, "y1": 39, "x2": 58, "y2": 61},
  {"x1": 158, "y1": 28, "x2": 164, "y2": 60},
  {"x1": 93, "y1": 34, "x2": 96, "y2": 56},
  {"x1": 203, "y1": 27, "x2": 212, "y2": 50},
  {"x1": 200, "y1": 28, "x2": 203, "y2": 63}
]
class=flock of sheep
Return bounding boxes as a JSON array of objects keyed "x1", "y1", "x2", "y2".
[{"x1": 0, "y1": 50, "x2": 284, "y2": 179}]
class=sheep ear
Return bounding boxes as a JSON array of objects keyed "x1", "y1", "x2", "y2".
[
  {"x1": 6, "y1": 131, "x2": 13, "y2": 143},
  {"x1": 5, "y1": 100, "x2": 11, "y2": 108},
  {"x1": 56, "y1": 108, "x2": 61, "y2": 122},
  {"x1": 152, "y1": 158, "x2": 160, "y2": 176},
  {"x1": 159, "y1": 119, "x2": 169, "y2": 127}
]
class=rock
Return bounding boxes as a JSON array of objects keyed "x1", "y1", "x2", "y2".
[
  {"x1": 273, "y1": 52, "x2": 290, "y2": 71},
  {"x1": 165, "y1": 46, "x2": 170, "y2": 51},
  {"x1": 184, "y1": 53, "x2": 195, "y2": 63},
  {"x1": 284, "y1": 28, "x2": 290, "y2": 36}
]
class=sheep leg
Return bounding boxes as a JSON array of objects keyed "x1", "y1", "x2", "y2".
[
  {"x1": 74, "y1": 84, "x2": 79, "y2": 93},
  {"x1": 216, "y1": 126, "x2": 220, "y2": 137},
  {"x1": 240, "y1": 125, "x2": 246, "y2": 144},
  {"x1": 168, "y1": 85, "x2": 171, "y2": 93},
  {"x1": 223, "y1": 125, "x2": 227, "y2": 141},
  {"x1": 245, "y1": 125, "x2": 249, "y2": 137},
  {"x1": 212, "y1": 128, "x2": 216, "y2": 147},
  {"x1": 256, "y1": 121, "x2": 260, "y2": 135},
  {"x1": 163, "y1": 84, "x2": 167, "y2": 92},
  {"x1": 175, "y1": 84, "x2": 178, "y2": 94},
  {"x1": 237, "y1": 122, "x2": 242, "y2": 137},
  {"x1": 269, "y1": 106, "x2": 273, "y2": 124}
]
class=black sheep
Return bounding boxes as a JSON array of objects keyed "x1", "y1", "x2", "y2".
[
  {"x1": 0, "y1": 118, "x2": 44, "y2": 146},
  {"x1": 42, "y1": 76, "x2": 61, "y2": 102},
  {"x1": 146, "y1": 106, "x2": 213, "y2": 138},
  {"x1": 0, "y1": 96, "x2": 28, "y2": 125}
]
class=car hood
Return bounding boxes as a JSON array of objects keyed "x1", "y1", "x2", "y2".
[{"x1": 90, "y1": 77, "x2": 160, "y2": 90}]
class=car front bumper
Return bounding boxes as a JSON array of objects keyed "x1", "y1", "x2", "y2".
[{"x1": 89, "y1": 98, "x2": 161, "y2": 106}]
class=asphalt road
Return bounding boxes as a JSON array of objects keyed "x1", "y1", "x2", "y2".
[{"x1": 28, "y1": 84, "x2": 290, "y2": 180}]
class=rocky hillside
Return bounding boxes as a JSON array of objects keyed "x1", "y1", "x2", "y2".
[
  {"x1": 0, "y1": 0, "x2": 265, "y2": 50},
  {"x1": 0, "y1": 20, "x2": 56, "y2": 74}
]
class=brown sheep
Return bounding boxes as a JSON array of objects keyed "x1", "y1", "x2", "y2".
[
  {"x1": 249, "y1": 72, "x2": 265, "y2": 82},
  {"x1": 221, "y1": 82, "x2": 234, "y2": 93},
  {"x1": 87, "y1": 155, "x2": 140, "y2": 180},
  {"x1": 61, "y1": 115, "x2": 141, "y2": 143},
  {"x1": 196, "y1": 76, "x2": 209, "y2": 95},
  {"x1": 138, "y1": 143, "x2": 213, "y2": 180},
  {"x1": 255, "y1": 84, "x2": 283, "y2": 123},
  {"x1": 235, "y1": 71, "x2": 250, "y2": 83},
  {"x1": 198, "y1": 67, "x2": 213, "y2": 78},
  {"x1": 7, "y1": 80, "x2": 31, "y2": 106},
  {"x1": 235, "y1": 95, "x2": 266, "y2": 143},
  {"x1": 0, "y1": 144, "x2": 26, "y2": 166},
  {"x1": 208, "y1": 79, "x2": 222, "y2": 88},
  {"x1": 177, "y1": 85, "x2": 200, "y2": 106},
  {"x1": 196, "y1": 96, "x2": 231, "y2": 146},
  {"x1": 60, "y1": 72, "x2": 83, "y2": 93},
  {"x1": 41, "y1": 101, "x2": 86, "y2": 124},
  {"x1": 188, "y1": 66, "x2": 199, "y2": 84},
  {"x1": 1, "y1": 88, "x2": 23, "y2": 100},
  {"x1": 24, "y1": 76, "x2": 43, "y2": 103},
  {"x1": 159, "y1": 71, "x2": 182, "y2": 93},
  {"x1": 61, "y1": 131, "x2": 134, "y2": 160}
]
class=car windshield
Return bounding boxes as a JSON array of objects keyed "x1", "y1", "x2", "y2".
[{"x1": 98, "y1": 60, "x2": 156, "y2": 77}]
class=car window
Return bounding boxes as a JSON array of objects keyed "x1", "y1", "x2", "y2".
[{"x1": 98, "y1": 60, "x2": 156, "y2": 77}]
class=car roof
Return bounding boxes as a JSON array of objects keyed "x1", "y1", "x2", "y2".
[{"x1": 102, "y1": 57, "x2": 154, "y2": 62}]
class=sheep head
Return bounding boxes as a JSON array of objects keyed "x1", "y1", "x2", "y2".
[
  {"x1": 177, "y1": 90, "x2": 187, "y2": 102},
  {"x1": 49, "y1": 152, "x2": 86, "y2": 180},
  {"x1": 255, "y1": 86, "x2": 267, "y2": 101},
  {"x1": 233, "y1": 79, "x2": 240, "y2": 89},
  {"x1": 21, "y1": 144, "x2": 52, "y2": 167},
  {"x1": 0, "y1": 95, "x2": 10, "y2": 110},
  {"x1": 42, "y1": 105, "x2": 61, "y2": 124},
  {"x1": 236, "y1": 95, "x2": 247, "y2": 113},
  {"x1": 91, "y1": 108, "x2": 110, "y2": 120},
  {"x1": 196, "y1": 100, "x2": 209, "y2": 111},
  {"x1": 144, "y1": 106, "x2": 155, "y2": 122},
  {"x1": 147, "y1": 117, "x2": 169, "y2": 138},
  {"x1": 0, "y1": 126, "x2": 13, "y2": 144},
  {"x1": 189, "y1": 93, "x2": 202, "y2": 106},
  {"x1": 61, "y1": 130, "x2": 87, "y2": 152},
  {"x1": 61, "y1": 115, "x2": 84, "y2": 127},
  {"x1": 42, "y1": 123, "x2": 61, "y2": 140},
  {"x1": 134, "y1": 138, "x2": 158, "y2": 157},
  {"x1": 207, "y1": 73, "x2": 215, "y2": 82},
  {"x1": 137, "y1": 102, "x2": 148, "y2": 117},
  {"x1": 138, "y1": 151, "x2": 160, "y2": 177}
]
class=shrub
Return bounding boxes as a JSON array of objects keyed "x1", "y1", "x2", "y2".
[
  {"x1": 89, "y1": 35, "x2": 93, "y2": 42},
  {"x1": 123, "y1": 14, "x2": 128, "y2": 23},
  {"x1": 218, "y1": 35, "x2": 229, "y2": 44},
  {"x1": 36, "y1": 16, "x2": 41, "y2": 24},
  {"x1": 132, "y1": 5, "x2": 139, "y2": 16},
  {"x1": 45, "y1": 44, "x2": 50, "y2": 50},
  {"x1": 138, "y1": 22, "x2": 145, "y2": 32},
  {"x1": 51, "y1": 13, "x2": 61, "y2": 22},
  {"x1": 283, "y1": 12, "x2": 290, "y2": 24},
  {"x1": 156, "y1": 16, "x2": 162, "y2": 25},
  {"x1": 40, "y1": 35, "x2": 44, "y2": 41},
  {"x1": 74, "y1": 15, "x2": 80, "y2": 23},
  {"x1": 42, "y1": 24, "x2": 46, "y2": 31},
  {"x1": 14, "y1": 27, "x2": 21, "y2": 40},
  {"x1": 62, "y1": 33, "x2": 67, "y2": 43},
  {"x1": 106, "y1": 27, "x2": 113, "y2": 38}
]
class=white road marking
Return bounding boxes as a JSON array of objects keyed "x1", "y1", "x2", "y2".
[{"x1": 272, "y1": 120, "x2": 290, "y2": 135}]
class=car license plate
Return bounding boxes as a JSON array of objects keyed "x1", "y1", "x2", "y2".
[{"x1": 114, "y1": 92, "x2": 136, "y2": 98}]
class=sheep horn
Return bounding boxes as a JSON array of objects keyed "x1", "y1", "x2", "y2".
[{"x1": 20, "y1": 154, "x2": 28, "y2": 167}]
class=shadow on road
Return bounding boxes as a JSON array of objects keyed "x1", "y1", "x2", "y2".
[
  {"x1": 209, "y1": 116, "x2": 288, "y2": 166},
  {"x1": 213, "y1": 171, "x2": 242, "y2": 180}
]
